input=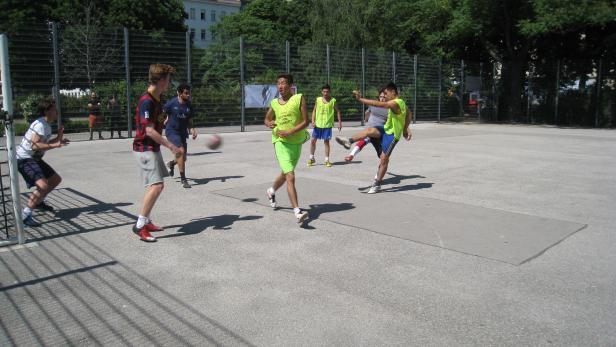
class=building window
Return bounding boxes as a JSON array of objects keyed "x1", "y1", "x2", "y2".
[
  {"x1": 211, "y1": 10, "x2": 216, "y2": 22},
  {"x1": 190, "y1": 28, "x2": 195, "y2": 39},
  {"x1": 201, "y1": 9, "x2": 205, "y2": 20},
  {"x1": 201, "y1": 29, "x2": 206, "y2": 41},
  {"x1": 189, "y1": 8, "x2": 195, "y2": 20}
]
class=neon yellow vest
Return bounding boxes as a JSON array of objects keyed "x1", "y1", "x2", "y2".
[
  {"x1": 270, "y1": 93, "x2": 309, "y2": 144},
  {"x1": 384, "y1": 98, "x2": 407, "y2": 140},
  {"x1": 314, "y1": 97, "x2": 336, "y2": 128}
]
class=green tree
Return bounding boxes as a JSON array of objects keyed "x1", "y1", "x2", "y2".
[{"x1": 0, "y1": 0, "x2": 186, "y2": 33}]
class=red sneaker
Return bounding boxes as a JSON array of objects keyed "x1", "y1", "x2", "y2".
[
  {"x1": 344, "y1": 154, "x2": 354, "y2": 162},
  {"x1": 144, "y1": 222, "x2": 164, "y2": 232},
  {"x1": 132, "y1": 225, "x2": 157, "y2": 242}
]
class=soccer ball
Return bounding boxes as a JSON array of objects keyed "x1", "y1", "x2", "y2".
[{"x1": 206, "y1": 134, "x2": 222, "y2": 150}]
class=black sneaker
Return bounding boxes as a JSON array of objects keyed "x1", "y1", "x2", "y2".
[
  {"x1": 23, "y1": 214, "x2": 40, "y2": 227},
  {"x1": 36, "y1": 201, "x2": 54, "y2": 212},
  {"x1": 167, "y1": 160, "x2": 175, "y2": 176},
  {"x1": 181, "y1": 179, "x2": 191, "y2": 188}
]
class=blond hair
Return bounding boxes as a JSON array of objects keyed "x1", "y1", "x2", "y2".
[{"x1": 148, "y1": 64, "x2": 176, "y2": 85}]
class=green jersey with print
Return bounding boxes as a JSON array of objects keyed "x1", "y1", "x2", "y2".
[
  {"x1": 384, "y1": 98, "x2": 407, "y2": 140},
  {"x1": 314, "y1": 97, "x2": 336, "y2": 128},
  {"x1": 270, "y1": 93, "x2": 309, "y2": 144}
]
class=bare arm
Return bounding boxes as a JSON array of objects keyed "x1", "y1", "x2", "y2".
[
  {"x1": 335, "y1": 103, "x2": 342, "y2": 131},
  {"x1": 311, "y1": 105, "x2": 316, "y2": 127},
  {"x1": 145, "y1": 125, "x2": 178, "y2": 153},
  {"x1": 31, "y1": 132, "x2": 62, "y2": 151},
  {"x1": 352, "y1": 91, "x2": 400, "y2": 113},
  {"x1": 188, "y1": 118, "x2": 197, "y2": 139},
  {"x1": 264, "y1": 107, "x2": 276, "y2": 128},
  {"x1": 403, "y1": 107, "x2": 412, "y2": 141}
]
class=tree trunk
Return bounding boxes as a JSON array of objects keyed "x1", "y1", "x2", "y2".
[{"x1": 499, "y1": 57, "x2": 526, "y2": 122}]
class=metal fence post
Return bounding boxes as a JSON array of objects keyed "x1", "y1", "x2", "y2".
[
  {"x1": 240, "y1": 36, "x2": 245, "y2": 132},
  {"x1": 392, "y1": 51, "x2": 396, "y2": 83},
  {"x1": 437, "y1": 57, "x2": 442, "y2": 122},
  {"x1": 413, "y1": 54, "x2": 417, "y2": 123},
  {"x1": 0, "y1": 34, "x2": 25, "y2": 245},
  {"x1": 123, "y1": 27, "x2": 132, "y2": 137},
  {"x1": 285, "y1": 41, "x2": 290, "y2": 74},
  {"x1": 479, "y1": 62, "x2": 483, "y2": 122},
  {"x1": 326, "y1": 44, "x2": 330, "y2": 84},
  {"x1": 492, "y1": 62, "x2": 498, "y2": 119},
  {"x1": 595, "y1": 57, "x2": 603, "y2": 127},
  {"x1": 185, "y1": 31, "x2": 191, "y2": 85},
  {"x1": 460, "y1": 59, "x2": 465, "y2": 117},
  {"x1": 554, "y1": 59, "x2": 560, "y2": 125},
  {"x1": 361, "y1": 47, "x2": 366, "y2": 126},
  {"x1": 51, "y1": 22, "x2": 62, "y2": 128},
  {"x1": 527, "y1": 64, "x2": 532, "y2": 123}
]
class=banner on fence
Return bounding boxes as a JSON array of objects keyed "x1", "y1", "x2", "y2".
[{"x1": 244, "y1": 84, "x2": 278, "y2": 108}]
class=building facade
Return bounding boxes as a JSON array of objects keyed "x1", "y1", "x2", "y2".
[{"x1": 184, "y1": 0, "x2": 241, "y2": 49}]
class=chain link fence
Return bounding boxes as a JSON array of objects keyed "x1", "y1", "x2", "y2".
[{"x1": 2, "y1": 23, "x2": 615, "y2": 143}]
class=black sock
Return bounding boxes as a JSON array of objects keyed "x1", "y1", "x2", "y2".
[
  {"x1": 349, "y1": 138, "x2": 356, "y2": 144},
  {"x1": 180, "y1": 172, "x2": 186, "y2": 181}
]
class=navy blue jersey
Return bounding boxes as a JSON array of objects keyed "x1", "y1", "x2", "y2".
[{"x1": 163, "y1": 97, "x2": 193, "y2": 138}]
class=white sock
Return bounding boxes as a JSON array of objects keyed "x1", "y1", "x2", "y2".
[
  {"x1": 350, "y1": 146, "x2": 360, "y2": 156},
  {"x1": 325, "y1": 156, "x2": 329, "y2": 162},
  {"x1": 136, "y1": 215, "x2": 148, "y2": 228},
  {"x1": 310, "y1": 154, "x2": 315, "y2": 159},
  {"x1": 267, "y1": 187, "x2": 275, "y2": 195},
  {"x1": 23, "y1": 207, "x2": 32, "y2": 216},
  {"x1": 293, "y1": 207, "x2": 301, "y2": 215}
]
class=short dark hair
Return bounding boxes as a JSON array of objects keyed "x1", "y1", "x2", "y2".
[
  {"x1": 276, "y1": 74, "x2": 293, "y2": 85},
  {"x1": 37, "y1": 98, "x2": 55, "y2": 117},
  {"x1": 321, "y1": 84, "x2": 330, "y2": 91},
  {"x1": 378, "y1": 88, "x2": 386, "y2": 95},
  {"x1": 384, "y1": 82, "x2": 398, "y2": 94},
  {"x1": 177, "y1": 83, "x2": 191, "y2": 93}
]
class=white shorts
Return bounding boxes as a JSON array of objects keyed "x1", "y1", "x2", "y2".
[{"x1": 133, "y1": 151, "x2": 169, "y2": 187}]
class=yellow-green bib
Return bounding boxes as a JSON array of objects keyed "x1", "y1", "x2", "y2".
[
  {"x1": 384, "y1": 98, "x2": 407, "y2": 140},
  {"x1": 314, "y1": 97, "x2": 336, "y2": 128},
  {"x1": 270, "y1": 93, "x2": 309, "y2": 144}
]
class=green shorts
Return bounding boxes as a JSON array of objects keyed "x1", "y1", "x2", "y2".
[{"x1": 274, "y1": 141, "x2": 302, "y2": 174}]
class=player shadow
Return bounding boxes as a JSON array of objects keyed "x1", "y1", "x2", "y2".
[
  {"x1": 331, "y1": 160, "x2": 362, "y2": 166},
  {"x1": 358, "y1": 173, "x2": 426, "y2": 191},
  {"x1": 189, "y1": 175, "x2": 244, "y2": 186},
  {"x1": 276, "y1": 202, "x2": 355, "y2": 230},
  {"x1": 380, "y1": 182, "x2": 434, "y2": 193},
  {"x1": 187, "y1": 151, "x2": 222, "y2": 156},
  {"x1": 158, "y1": 214, "x2": 262, "y2": 239},
  {"x1": 55, "y1": 202, "x2": 134, "y2": 221}
]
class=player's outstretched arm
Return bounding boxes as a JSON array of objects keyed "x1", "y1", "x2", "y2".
[{"x1": 352, "y1": 91, "x2": 399, "y2": 113}]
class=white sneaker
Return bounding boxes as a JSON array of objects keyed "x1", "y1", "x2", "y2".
[
  {"x1": 266, "y1": 188, "x2": 277, "y2": 208},
  {"x1": 295, "y1": 210, "x2": 309, "y2": 223},
  {"x1": 335, "y1": 136, "x2": 352, "y2": 149},
  {"x1": 367, "y1": 185, "x2": 381, "y2": 194}
]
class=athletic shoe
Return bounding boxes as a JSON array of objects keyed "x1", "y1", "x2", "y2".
[
  {"x1": 167, "y1": 160, "x2": 175, "y2": 176},
  {"x1": 36, "y1": 201, "x2": 54, "y2": 212},
  {"x1": 181, "y1": 179, "x2": 191, "y2": 188},
  {"x1": 307, "y1": 158, "x2": 316, "y2": 166},
  {"x1": 22, "y1": 214, "x2": 40, "y2": 227},
  {"x1": 335, "y1": 136, "x2": 351, "y2": 149},
  {"x1": 344, "y1": 154, "x2": 354, "y2": 162},
  {"x1": 325, "y1": 160, "x2": 332, "y2": 167},
  {"x1": 132, "y1": 225, "x2": 157, "y2": 242},
  {"x1": 295, "y1": 210, "x2": 309, "y2": 223},
  {"x1": 266, "y1": 188, "x2": 277, "y2": 208},
  {"x1": 367, "y1": 184, "x2": 381, "y2": 194},
  {"x1": 144, "y1": 222, "x2": 164, "y2": 232}
]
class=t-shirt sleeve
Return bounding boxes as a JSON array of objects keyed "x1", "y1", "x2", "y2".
[
  {"x1": 31, "y1": 121, "x2": 46, "y2": 136},
  {"x1": 163, "y1": 100, "x2": 172, "y2": 115},
  {"x1": 138, "y1": 99, "x2": 155, "y2": 127}
]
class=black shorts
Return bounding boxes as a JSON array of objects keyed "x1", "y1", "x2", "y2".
[{"x1": 17, "y1": 158, "x2": 57, "y2": 188}]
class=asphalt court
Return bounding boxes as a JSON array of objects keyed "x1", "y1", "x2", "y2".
[{"x1": 214, "y1": 177, "x2": 587, "y2": 265}]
